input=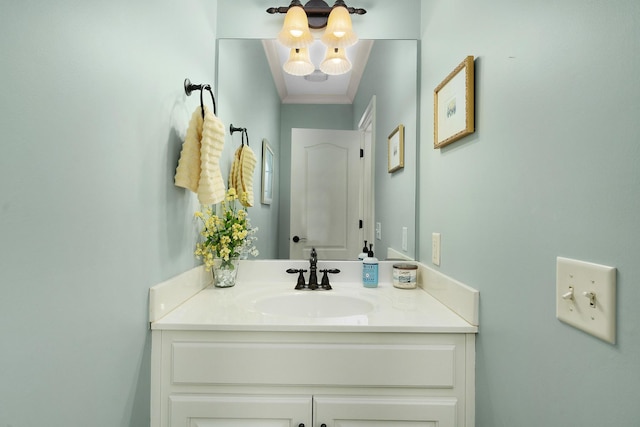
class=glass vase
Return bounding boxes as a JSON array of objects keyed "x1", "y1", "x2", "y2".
[{"x1": 212, "y1": 258, "x2": 239, "y2": 288}]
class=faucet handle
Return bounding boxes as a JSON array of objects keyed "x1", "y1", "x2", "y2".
[
  {"x1": 287, "y1": 268, "x2": 308, "y2": 290},
  {"x1": 319, "y1": 268, "x2": 340, "y2": 290}
]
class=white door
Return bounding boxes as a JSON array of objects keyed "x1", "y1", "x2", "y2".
[{"x1": 290, "y1": 128, "x2": 361, "y2": 260}]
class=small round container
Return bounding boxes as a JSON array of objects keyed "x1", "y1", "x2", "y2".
[{"x1": 392, "y1": 263, "x2": 418, "y2": 289}]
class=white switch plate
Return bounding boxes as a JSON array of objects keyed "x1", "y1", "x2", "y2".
[
  {"x1": 375, "y1": 222, "x2": 381, "y2": 240},
  {"x1": 432, "y1": 233, "x2": 441, "y2": 266},
  {"x1": 402, "y1": 227, "x2": 408, "y2": 251},
  {"x1": 556, "y1": 257, "x2": 616, "y2": 344}
]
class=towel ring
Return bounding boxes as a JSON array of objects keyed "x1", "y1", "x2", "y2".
[
  {"x1": 184, "y1": 78, "x2": 217, "y2": 117},
  {"x1": 230, "y1": 124, "x2": 245, "y2": 135},
  {"x1": 230, "y1": 125, "x2": 249, "y2": 146}
]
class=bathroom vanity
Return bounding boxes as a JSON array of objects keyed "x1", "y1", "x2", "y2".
[{"x1": 149, "y1": 260, "x2": 479, "y2": 427}]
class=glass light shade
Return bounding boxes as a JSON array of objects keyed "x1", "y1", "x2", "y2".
[
  {"x1": 321, "y1": 6, "x2": 358, "y2": 47},
  {"x1": 278, "y1": 5, "x2": 313, "y2": 48},
  {"x1": 319, "y1": 47, "x2": 352, "y2": 75},
  {"x1": 283, "y1": 48, "x2": 315, "y2": 76}
]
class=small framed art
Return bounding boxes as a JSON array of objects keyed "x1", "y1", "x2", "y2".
[
  {"x1": 434, "y1": 55, "x2": 475, "y2": 148},
  {"x1": 388, "y1": 124, "x2": 405, "y2": 173}
]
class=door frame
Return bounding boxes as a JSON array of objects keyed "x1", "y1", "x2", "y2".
[{"x1": 358, "y1": 96, "x2": 376, "y2": 248}]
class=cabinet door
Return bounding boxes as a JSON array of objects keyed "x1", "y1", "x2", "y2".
[
  {"x1": 169, "y1": 394, "x2": 312, "y2": 427},
  {"x1": 314, "y1": 396, "x2": 457, "y2": 427}
]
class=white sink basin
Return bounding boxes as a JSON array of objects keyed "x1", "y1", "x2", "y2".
[{"x1": 253, "y1": 292, "x2": 375, "y2": 318}]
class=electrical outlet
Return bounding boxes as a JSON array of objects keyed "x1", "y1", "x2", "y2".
[
  {"x1": 432, "y1": 233, "x2": 441, "y2": 266},
  {"x1": 402, "y1": 227, "x2": 408, "y2": 251},
  {"x1": 556, "y1": 257, "x2": 616, "y2": 344},
  {"x1": 375, "y1": 222, "x2": 381, "y2": 240}
]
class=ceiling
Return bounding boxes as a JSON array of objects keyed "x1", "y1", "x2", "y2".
[{"x1": 262, "y1": 38, "x2": 374, "y2": 105}]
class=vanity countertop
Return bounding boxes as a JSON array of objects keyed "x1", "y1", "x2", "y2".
[{"x1": 151, "y1": 265, "x2": 478, "y2": 334}]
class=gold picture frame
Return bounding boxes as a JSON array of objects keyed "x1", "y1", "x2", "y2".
[
  {"x1": 261, "y1": 138, "x2": 274, "y2": 205},
  {"x1": 434, "y1": 56, "x2": 475, "y2": 148},
  {"x1": 388, "y1": 124, "x2": 405, "y2": 173}
]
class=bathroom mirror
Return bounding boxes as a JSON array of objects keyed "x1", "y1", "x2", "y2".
[{"x1": 216, "y1": 38, "x2": 418, "y2": 261}]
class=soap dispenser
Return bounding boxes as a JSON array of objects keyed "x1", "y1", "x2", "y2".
[
  {"x1": 358, "y1": 240, "x2": 369, "y2": 260},
  {"x1": 362, "y1": 244, "x2": 379, "y2": 288}
]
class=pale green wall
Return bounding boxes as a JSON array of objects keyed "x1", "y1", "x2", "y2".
[
  {"x1": 420, "y1": 1, "x2": 640, "y2": 425},
  {"x1": 216, "y1": 39, "x2": 282, "y2": 258},
  {"x1": 0, "y1": 1, "x2": 217, "y2": 425}
]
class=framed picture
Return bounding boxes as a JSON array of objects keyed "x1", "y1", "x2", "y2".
[
  {"x1": 261, "y1": 139, "x2": 274, "y2": 205},
  {"x1": 434, "y1": 55, "x2": 475, "y2": 148},
  {"x1": 388, "y1": 124, "x2": 405, "y2": 173}
]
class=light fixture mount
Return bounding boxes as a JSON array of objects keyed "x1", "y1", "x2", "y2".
[{"x1": 267, "y1": 0, "x2": 366, "y2": 29}]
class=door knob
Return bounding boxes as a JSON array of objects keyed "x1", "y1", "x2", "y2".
[{"x1": 292, "y1": 235, "x2": 307, "y2": 243}]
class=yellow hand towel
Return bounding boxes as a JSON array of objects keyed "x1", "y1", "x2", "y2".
[
  {"x1": 228, "y1": 145, "x2": 243, "y2": 193},
  {"x1": 174, "y1": 105, "x2": 226, "y2": 205},
  {"x1": 197, "y1": 106, "x2": 226, "y2": 205},
  {"x1": 239, "y1": 144, "x2": 257, "y2": 207},
  {"x1": 174, "y1": 107, "x2": 203, "y2": 193}
]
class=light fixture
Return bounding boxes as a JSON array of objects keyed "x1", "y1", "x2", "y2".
[
  {"x1": 320, "y1": 47, "x2": 352, "y2": 75},
  {"x1": 267, "y1": 0, "x2": 366, "y2": 75},
  {"x1": 321, "y1": 4, "x2": 357, "y2": 48},
  {"x1": 283, "y1": 48, "x2": 315, "y2": 76},
  {"x1": 277, "y1": 1, "x2": 313, "y2": 48}
]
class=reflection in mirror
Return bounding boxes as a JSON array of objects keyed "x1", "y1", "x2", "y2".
[
  {"x1": 261, "y1": 139, "x2": 274, "y2": 205},
  {"x1": 216, "y1": 39, "x2": 418, "y2": 261}
]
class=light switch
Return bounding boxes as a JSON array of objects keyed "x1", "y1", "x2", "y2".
[
  {"x1": 556, "y1": 257, "x2": 616, "y2": 344},
  {"x1": 432, "y1": 233, "x2": 441, "y2": 266}
]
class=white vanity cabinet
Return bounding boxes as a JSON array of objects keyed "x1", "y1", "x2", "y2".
[{"x1": 151, "y1": 330, "x2": 475, "y2": 427}]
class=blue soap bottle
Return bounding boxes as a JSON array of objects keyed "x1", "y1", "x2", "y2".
[{"x1": 362, "y1": 244, "x2": 379, "y2": 288}]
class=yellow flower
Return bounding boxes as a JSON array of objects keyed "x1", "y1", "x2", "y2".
[
  {"x1": 226, "y1": 188, "x2": 238, "y2": 202},
  {"x1": 193, "y1": 188, "x2": 257, "y2": 269}
]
